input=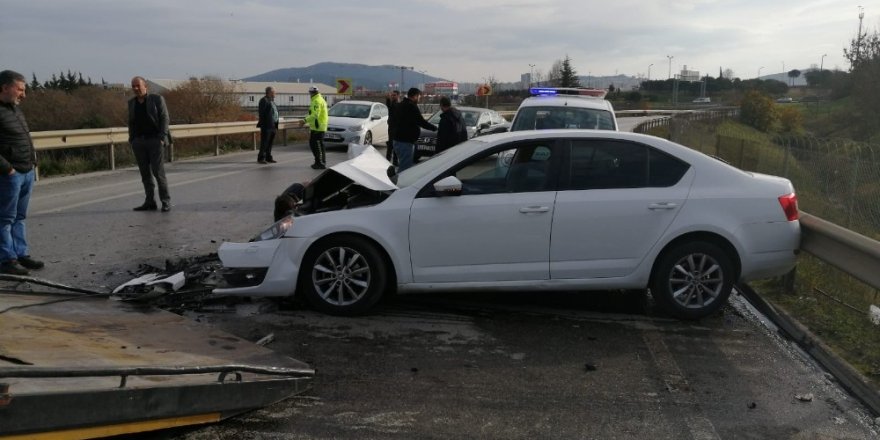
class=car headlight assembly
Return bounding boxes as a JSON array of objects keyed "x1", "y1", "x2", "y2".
[
  {"x1": 251, "y1": 216, "x2": 293, "y2": 242},
  {"x1": 347, "y1": 124, "x2": 365, "y2": 132}
]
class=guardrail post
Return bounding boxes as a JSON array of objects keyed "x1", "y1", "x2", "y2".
[
  {"x1": 252, "y1": 132, "x2": 257, "y2": 151},
  {"x1": 166, "y1": 141, "x2": 174, "y2": 163},
  {"x1": 782, "y1": 267, "x2": 797, "y2": 294},
  {"x1": 108, "y1": 143, "x2": 116, "y2": 170},
  {"x1": 214, "y1": 135, "x2": 220, "y2": 156},
  {"x1": 739, "y1": 139, "x2": 746, "y2": 168},
  {"x1": 282, "y1": 129, "x2": 288, "y2": 146}
]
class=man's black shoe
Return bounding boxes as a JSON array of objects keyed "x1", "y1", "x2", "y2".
[
  {"x1": 18, "y1": 256, "x2": 44, "y2": 270},
  {"x1": 310, "y1": 163, "x2": 326, "y2": 170},
  {"x1": 258, "y1": 159, "x2": 268, "y2": 164},
  {"x1": 161, "y1": 202, "x2": 171, "y2": 212},
  {"x1": 0, "y1": 260, "x2": 29, "y2": 275},
  {"x1": 267, "y1": 159, "x2": 277, "y2": 163},
  {"x1": 133, "y1": 203, "x2": 158, "y2": 211}
]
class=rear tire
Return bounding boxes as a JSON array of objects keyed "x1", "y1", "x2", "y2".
[
  {"x1": 650, "y1": 242, "x2": 734, "y2": 320},
  {"x1": 300, "y1": 236, "x2": 387, "y2": 315}
]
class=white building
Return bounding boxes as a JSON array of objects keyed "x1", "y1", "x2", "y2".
[{"x1": 145, "y1": 79, "x2": 343, "y2": 109}]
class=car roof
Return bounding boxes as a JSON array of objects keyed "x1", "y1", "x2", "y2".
[
  {"x1": 517, "y1": 95, "x2": 614, "y2": 111},
  {"x1": 331, "y1": 100, "x2": 379, "y2": 106},
  {"x1": 450, "y1": 129, "x2": 714, "y2": 165},
  {"x1": 455, "y1": 106, "x2": 493, "y2": 113}
]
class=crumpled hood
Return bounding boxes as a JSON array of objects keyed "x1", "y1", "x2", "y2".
[{"x1": 329, "y1": 145, "x2": 398, "y2": 191}]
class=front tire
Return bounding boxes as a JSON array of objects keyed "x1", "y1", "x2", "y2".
[
  {"x1": 363, "y1": 131, "x2": 373, "y2": 145},
  {"x1": 650, "y1": 242, "x2": 734, "y2": 320},
  {"x1": 300, "y1": 236, "x2": 387, "y2": 315}
]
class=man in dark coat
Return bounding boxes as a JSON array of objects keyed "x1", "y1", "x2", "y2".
[
  {"x1": 392, "y1": 88, "x2": 436, "y2": 171},
  {"x1": 128, "y1": 76, "x2": 172, "y2": 212},
  {"x1": 257, "y1": 86, "x2": 279, "y2": 164},
  {"x1": 0, "y1": 70, "x2": 43, "y2": 275},
  {"x1": 384, "y1": 90, "x2": 399, "y2": 164},
  {"x1": 435, "y1": 96, "x2": 468, "y2": 153}
]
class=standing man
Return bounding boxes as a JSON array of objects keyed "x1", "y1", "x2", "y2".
[
  {"x1": 435, "y1": 96, "x2": 468, "y2": 154},
  {"x1": 393, "y1": 88, "x2": 436, "y2": 171},
  {"x1": 128, "y1": 76, "x2": 171, "y2": 212},
  {"x1": 384, "y1": 90, "x2": 399, "y2": 164},
  {"x1": 304, "y1": 86, "x2": 328, "y2": 170},
  {"x1": 0, "y1": 70, "x2": 43, "y2": 275},
  {"x1": 257, "y1": 86, "x2": 279, "y2": 164}
]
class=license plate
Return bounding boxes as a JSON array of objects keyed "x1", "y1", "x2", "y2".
[
  {"x1": 325, "y1": 135, "x2": 343, "y2": 141},
  {"x1": 416, "y1": 144, "x2": 434, "y2": 152}
]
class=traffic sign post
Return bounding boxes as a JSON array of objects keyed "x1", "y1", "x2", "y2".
[
  {"x1": 476, "y1": 84, "x2": 492, "y2": 108},
  {"x1": 336, "y1": 78, "x2": 353, "y2": 96}
]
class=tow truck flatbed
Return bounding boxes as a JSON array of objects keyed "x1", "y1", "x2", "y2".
[{"x1": 0, "y1": 293, "x2": 313, "y2": 439}]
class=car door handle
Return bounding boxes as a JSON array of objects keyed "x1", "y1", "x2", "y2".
[
  {"x1": 648, "y1": 202, "x2": 678, "y2": 210},
  {"x1": 519, "y1": 206, "x2": 550, "y2": 214}
]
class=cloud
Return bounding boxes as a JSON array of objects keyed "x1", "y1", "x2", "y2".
[{"x1": 1, "y1": 0, "x2": 867, "y2": 85}]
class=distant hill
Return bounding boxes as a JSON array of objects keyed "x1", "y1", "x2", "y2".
[
  {"x1": 245, "y1": 62, "x2": 445, "y2": 92},
  {"x1": 246, "y1": 62, "x2": 646, "y2": 94}
]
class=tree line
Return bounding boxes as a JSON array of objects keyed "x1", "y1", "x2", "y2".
[{"x1": 20, "y1": 75, "x2": 247, "y2": 131}]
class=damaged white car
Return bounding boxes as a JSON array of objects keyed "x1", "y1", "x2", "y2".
[{"x1": 214, "y1": 131, "x2": 800, "y2": 320}]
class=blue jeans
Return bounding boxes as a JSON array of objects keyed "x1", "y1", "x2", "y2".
[
  {"x1": 0, "y1": 169, "x2": 34, "y2": 263},
  {"x1": 394, "y1": 141, "x2": 415, "y2": 171}
]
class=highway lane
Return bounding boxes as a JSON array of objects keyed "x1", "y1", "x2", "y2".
[
  {"x1": 26, "y1": 142, "x2": 338, "y2": 290},
  {"x1": 14, "y1": 139, "x2": 880, "y2": 439}
]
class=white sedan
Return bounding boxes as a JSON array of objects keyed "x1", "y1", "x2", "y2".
[
  {"x1": 215, "y1": 130, "x2": 800, "y2": 320},
  {"x1": 322, "y1": 100, "x2": 389, "y2": 146}
]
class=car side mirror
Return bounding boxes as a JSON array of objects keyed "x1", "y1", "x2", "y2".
[
  {"x1": 371, "y1": 115, "x2": 381, "y2": 120},
  {"x1": 433, "y1": 176, "x2": 462, "y2": 196}
]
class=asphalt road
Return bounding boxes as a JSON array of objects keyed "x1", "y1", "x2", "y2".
[{"x1": 15, "y1": 142, "x2": 880, "y2": 439}]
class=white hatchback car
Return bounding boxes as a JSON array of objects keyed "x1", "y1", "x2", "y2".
[
  {"x1": 323, "y1": 100, "x2": 389, "y2": 146},
  {"x1": 215, "y1": 131, "x2": 800, "y2": 320}
]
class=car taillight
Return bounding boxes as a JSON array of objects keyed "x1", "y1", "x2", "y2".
[{"x1": 778, "y1": 193, "x2": 799, "y2": 221}]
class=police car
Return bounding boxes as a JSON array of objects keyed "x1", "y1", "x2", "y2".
[{"x1": 509, "y1": 87, "x2": 618, "y2": 132}]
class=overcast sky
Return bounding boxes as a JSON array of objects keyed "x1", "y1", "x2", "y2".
[{"x1": 1, "y1": 1, "x2": 874, "y2": 86}]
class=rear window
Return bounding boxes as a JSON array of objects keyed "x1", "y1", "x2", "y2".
[{"x1": 511, "y1": 106, "x2": 616, "y2": 131}]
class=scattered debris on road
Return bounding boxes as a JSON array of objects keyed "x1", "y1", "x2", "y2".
[{"x1": 795, "y1": 393, "x2": 815, "y2": 402}]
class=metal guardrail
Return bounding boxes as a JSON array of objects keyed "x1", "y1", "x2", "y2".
[
  {"x1": 799, "y1": 212, "x2": 880, "y2": 290},
  {"x1": 30, "y1": 119, "x2": 307, "y2": 171}
]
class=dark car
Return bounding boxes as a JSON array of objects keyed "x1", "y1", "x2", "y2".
[{"x1": 414, "y1": 106, "x2": 510, "y2": 160}]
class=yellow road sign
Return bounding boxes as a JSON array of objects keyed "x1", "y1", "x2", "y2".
[{"x1": 336, "y1": 78, "x2": 353, "y2": 95}]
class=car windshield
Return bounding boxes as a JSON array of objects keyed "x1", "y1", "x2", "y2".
[
  {"x1": 511, "y1": 106, "x2": 615, "y2": 131},
  {"x1": 328, "y1": 104, "x2": 371, "y2": 119},
  {"x1": 394, "y1": 138, "x2": 487, "y2": 188}
]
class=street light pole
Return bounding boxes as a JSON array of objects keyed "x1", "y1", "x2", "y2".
[
  {"x1": 647, "y1": 63, "x2": 653, "y2": 81},
  {"x1": 528, "y1": 63, "x2": 535, "y2": 88},
  {"x1": 820, "y1": 53, "x2": 827, "y2": 71},
  {"x1": 757, "y1": 66, "x2": 764, "y2": 78},
  {"x1": 666, "y1": 55, "x2": 673, "y2": 79},
  {"x1": 399, "y1": 66, "x2": 413, "y2": 91}
]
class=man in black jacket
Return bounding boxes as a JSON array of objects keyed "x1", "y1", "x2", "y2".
[
  {"x1": 128, "y1": 76, "x2": 172, "y2": 212},
  {"x1": 436, "y1": 96, "x2": 468, "y2": 153},
  {"x1": 257, "y1": 86, "x2": 279, "y2": 164},
  {"x1": 384, "y1": 90, "x2": 399, "y2": 164},
  {"x1": 392, "y1": 88, "x2": 436, "y2": 171},
  {"x1": 0, "y1": 70, "x2": 43, "y2": 275}
]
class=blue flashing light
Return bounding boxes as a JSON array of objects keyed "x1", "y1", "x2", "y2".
[{"x1": 530, "y1": 87, "x2": 558, "y2": 96}]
